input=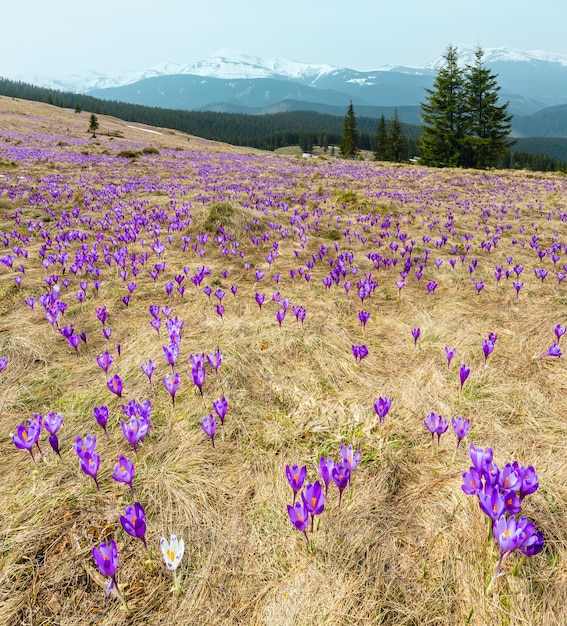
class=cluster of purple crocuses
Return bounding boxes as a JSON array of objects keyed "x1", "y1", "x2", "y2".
[
  {"x1": 286, "y1": 444, "x2": 361, "y2": 546},
  {"x1": 200, "y1": 395, "x2": 229, "y2": 447},
  {"x1": 424, "y1": 413, "x2": 470, "y2": 455},
  {"x1": 461, "y1": 443, "x2": 543, "y2": 590}
]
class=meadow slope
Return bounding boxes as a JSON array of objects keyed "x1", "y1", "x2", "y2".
[{"x1": 0, "y1": 97, "x2": 566, "y2": 625}]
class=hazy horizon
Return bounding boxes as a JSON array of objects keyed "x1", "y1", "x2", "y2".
[{"x1": 3, "y1": 0, "x2": 567, "y2": 79}]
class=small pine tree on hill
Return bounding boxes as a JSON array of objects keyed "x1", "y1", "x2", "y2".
[
  {"x1": 88, "y1": 114, "x2": 99, "y2": 138},
  {"x1": 339, "y1": 102, "x2": 359, "y2": 159}
]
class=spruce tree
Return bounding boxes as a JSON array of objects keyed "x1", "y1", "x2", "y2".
[
  {"x1": 419, "y1": 45, "x2": 466, "y2": 167},
  {"x1": 373, "y1": 114, "x2": 388, "y2": 161},
  {"x1": 463, "y1": 46, "x2": 514, "y2": 168},
  {"x1": 339, "y1": 102, "x2": 359, "y2": 159},
  {"x1": 388, "y1": 109, "x2": 408, "y2": 162},
  {"x1": 88, "y1": 113, "x2": 99, "y2": 138}
]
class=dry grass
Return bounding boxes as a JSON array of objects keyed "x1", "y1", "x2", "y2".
[{"x1": 0, "y1": 96, "x2": 567, "y2": 625}]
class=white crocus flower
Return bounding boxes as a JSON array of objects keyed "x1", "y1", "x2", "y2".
[{"x1": 160, "y1": 534, "x2": 185, "y2": 595}]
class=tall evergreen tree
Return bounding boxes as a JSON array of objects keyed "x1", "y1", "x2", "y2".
[
  {"x1": 339, "y1": 101, "x2": 359, "y2": 159},
  {"x1": 462, "y1": 46, "x2": 514, "y2": 168},
  {"x1": 388, "y1": 109, "x2": 408, "y2": 162},
  {"x1": 419, "y1": 45, "x2": 466, "y2": 167},
  {"x1": 373, "y1": 114, "x2": 388, "y2": 161}
]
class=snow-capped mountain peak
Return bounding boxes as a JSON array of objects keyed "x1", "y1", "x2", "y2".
[{"x1": 425, "y1": 45, "x2": 567, "y2": 69}]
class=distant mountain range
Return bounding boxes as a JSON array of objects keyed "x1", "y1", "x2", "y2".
[{"x1": 9, "y1": 47, "x2": 567, "y2": 137}]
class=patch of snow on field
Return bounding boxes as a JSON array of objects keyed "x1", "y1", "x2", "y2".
[{"x1": 126, "y1": 125, "x2": 162, "y2": 135}]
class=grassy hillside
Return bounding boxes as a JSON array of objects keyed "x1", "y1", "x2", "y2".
[{"x1": 1, "y1": 97, "x2": 567, "y2": 625}]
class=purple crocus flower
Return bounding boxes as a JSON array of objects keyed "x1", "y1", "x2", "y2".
[
  {"x1": 43, "y1": 410, "x2": 64, "y2": 456},
  {"x1": 461, "y1": 467, "x2": 483, "y2": 496},
  {"x1": 92, "y1": 538, "x2": 118, "y2": 577},
  {"x1": 163, "y1": 343, "x2": 179, "y2": 370},
  {"x1": 120, "y1": 502, "x2": 147, "y2": 548},
  {"x1": 10, "y1": 421, "x2": 41, "y2": 462},
  {"x1": 150, "y1": 317, "x2": 161, "y2": 336},
  {"x1": 451, "y1": 416, "x2": 470, "y2": 450},
  {"x1": 0, "y1": 356, "x2": 8, "y2": 373},
  {"x1": 479, "y1": 487, "x2": 507, "y2": 521},
  {"x1": 482, "y1": 339, "x2": 495, "y2": 366},
  {"x1": 191, "y1": 366, "x2": 206, "y2": 396},
  {"x1": 373, "y1": 397, "x2": 391, "y2": 426},
  {"x1": 92, "y1": 540, "x2": 129, "y2": 612},
  {"x1": 351, "y1": 344, "x2": 369, "y2": 364},
  {"x1": 96, "y1": 351, "x2": 113, "y2": 375},
  {"x1": 73, "y1": 434, "x2": 96, "y2": 460},
  {"x1": 302, "y1": 481, "x2": 326, "y2": 531},
  {"x1": 112, "y1": 455, "x2": 135, "y2": 495},
  {"x1": 459, "y1": 363, "x2": 470, "y2": 392},
  {"x1": 434, "y1": 415, "x2": 448, "y2": 444},
  {"x1": 519, "y1": 466, "x2": 539, "y2": 499},
  {"x1": 445, "y1": 346, "x2": 456, "y2": 367},
  {"x1": 426, "y1": 281, "x2": 437, "y2": 295},
  {"x1": 412, "y1": 327, "x2": 421, "y2": 348},
  {"x1": 287, "y1": 501, "x2": 309, "y2": 543},
  {"x1": 493, "y1": 515, "x2": 523, "y2": 555},
  {"x1": 358, "y1": 310, "x2": 370, "y2": 330},
  {"x1": 318, "y1": 457, "x2": 334, "y2": 496},
  {"x1": 79, "y1": 450, "x2": 101, "y2": 491},
  {"x1": 331, "y1": 464, "x2": 351, "y2": 508},
  {"x1": 141, "y1": 359, "x2": 155, "y2": 385},
  {"x1": 498, "y1": 463, "x2": 521, "y2": 492},
  {"x1": 554, "y1": 324, "x2": 566, "y2": 343},
  {"x1": 518, "y1": 527, "x2": 544, "y2": 557},
  {"x1": 340, "y1": 444, "x2": 361, "y2": 474},
  {"x1": 535, "y1": 342, "x2": 562, "y2": 359},
  {"x1": 424, "y1": 412, "x2": 440, "y2": 442},
  {"x1": 121, "y1": 417, "x2": 142, "y2": 453},
  {"x1": 164, "y1": 372, "x2": 180, "y2": 406},
  {"x1": 107, "y1": 374, "x2": 123, "y2": 397},
  {"x1": 285, "y1": 464, "x2": 306, "y2": 503},
  {"x1": 207, "y1": 348, "x2": 223, "y2": 375},
  {"x1": 200, "y1": 413, "x2": 216, "y2": 447},
  {"x1": 469, "y1": 443, "x2": 493, "y2": 472},
  {"x1": 212, "y1": 396, "x2": 228, "y2": 430},
  {"x1": 275, "y1": 308, "x2": 286, "y2": 328},
  {"x1": 255, "y1": 293, "x2": 265, "y2": 311},
  {"x1": 93, "y1": 405, "x2": 109, "y2": 437}
]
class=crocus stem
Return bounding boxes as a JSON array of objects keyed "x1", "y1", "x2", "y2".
[
  {"x1": 486, "y1": 552, "x2": 506, "y2": 593},
  {"x1": 513, "y1": 555, "x2": 527, "y2": 576},
  {"x1": 113, "y1": 578, "x2": 132, "y2": 616},
  {"x1": 172, "y1": 570, "x2": 182, "y2": 596}
]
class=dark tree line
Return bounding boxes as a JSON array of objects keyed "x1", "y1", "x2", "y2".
[{"x1": 0, "y1": 76, "x2": 564, "y2": 170}]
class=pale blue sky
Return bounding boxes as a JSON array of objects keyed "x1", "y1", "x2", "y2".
[{"x1": 3, "y1": 0, "x2": 567, "y2": 79}]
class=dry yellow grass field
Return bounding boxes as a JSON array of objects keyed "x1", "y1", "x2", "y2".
[{"x1": 0, "y1": 96, "x2": 566, "y2": 625}]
